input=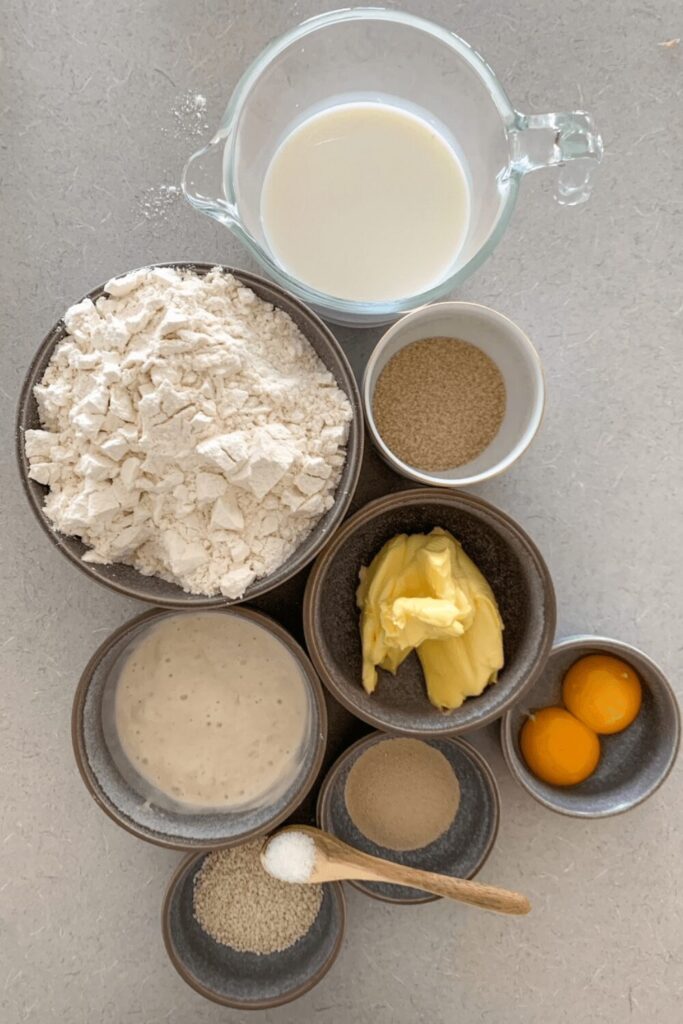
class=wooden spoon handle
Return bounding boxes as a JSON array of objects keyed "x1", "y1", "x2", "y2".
[
  {"x1": 384, "y1": 867, "x2": 531, "y2": 915},
  {"x1": 338, "y1": 855, "x2": 530, "y2": 915}
]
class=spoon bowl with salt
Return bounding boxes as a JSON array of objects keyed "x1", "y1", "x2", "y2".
[{"x1": 261, "y1": 825, "x2": 531, "y2": 916}]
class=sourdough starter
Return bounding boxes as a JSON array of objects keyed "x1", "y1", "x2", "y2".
[{"x1": 114, "y1": 613, "x2": 310, "y2": 809}]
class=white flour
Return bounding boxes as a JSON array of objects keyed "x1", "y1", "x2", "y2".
[
  {"x1": 137, "y1": 183, "x2": 181, "y2": 221},
  {"x1": 168, "y1": 91, "x2": 209, "y2": 138},
  {"x1": 25, "y1": 267, "x2": 352, "y2": 598}
]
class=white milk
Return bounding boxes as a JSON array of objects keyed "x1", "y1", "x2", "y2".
[{"x1": 261, "y1": 102, "x2": 470, "y2": 303}]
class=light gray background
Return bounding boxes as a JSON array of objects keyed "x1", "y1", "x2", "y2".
[{"x1": 1, "y1": 1, "x2": 681, "y2": 1022}]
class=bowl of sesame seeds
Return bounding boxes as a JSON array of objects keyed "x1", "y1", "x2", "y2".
[
  {"x1": 363, "y1": 301, "x2": 544, "y2": 488},
  {"x1": 162, "y1": 839, "x2": 346, "y2": 1009}
]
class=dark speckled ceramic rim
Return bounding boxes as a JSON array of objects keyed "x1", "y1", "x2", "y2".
[
  {"x1": 71, "y1": 606, "x2": 328, "y2": 850},
  {"x1": 161, "y1": 850, "x2": 346, "y2": 1010},
  {"x1": 500, "y1": 634, "x2": 681, "y2": 818},
  {"x1": 303, "y1": 488, "x2": 557, "y2": 735},
  {"x1": 315, "y1": 730, "x2": 501, "y2": 904},
  {"x1": 16, "y1": 262, "x2": 363, "y2": 608}
]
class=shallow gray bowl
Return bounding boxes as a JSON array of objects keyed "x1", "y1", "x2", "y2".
[
  {"x1": 162, "y1": 849, "x2": 345, "y2": 1009},
  {"x1": 304, "y1": 489, "x2": 556, "y2": 736},
  {"x1": 16, "y1": 262, "x2": 362, "y2": 608},
  {"x1": 501, "y1": 635, "x2": 680, "y2": 817},
  {"x1": 72, "y1": 607, "x2": 328, "y2": 849},
  {"x1": 317, "y1": 731, "x2": 500, "y2": 904}
]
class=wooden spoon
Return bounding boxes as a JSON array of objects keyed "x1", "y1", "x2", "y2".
[{"x1": 261, "y1": 825, "x2": 530, "y2": 916}]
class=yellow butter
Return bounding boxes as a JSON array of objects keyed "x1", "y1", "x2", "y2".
[{"x1": 356, "y1": 528, "x2": 504, "y2": 709}]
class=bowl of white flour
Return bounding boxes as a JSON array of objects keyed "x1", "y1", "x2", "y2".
[{"x1": 17, "y1": 264, "x2": 362, "y2": 605}]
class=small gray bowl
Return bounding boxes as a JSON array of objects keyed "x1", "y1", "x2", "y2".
[
  {"x1": 317, "y1": 731, "x2": 500, "y2": 904},
  {"x1": 303, "y1": 489, "x2": 556, "y2": 736},
  {"x1": 162, "y1": 849, "x2": 345, "y2": 1009},
  {"x1": 501, "y1": 635, "x2": 680, "y2": 817},
  {"x1": 72, "y1": 607, "x2": 327, "y2": 849},
  {"x1": 16, "y1": 262, "x2": 362, "y2": 608}
]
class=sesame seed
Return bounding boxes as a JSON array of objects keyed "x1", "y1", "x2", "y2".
[{"x1": 193, "y1": 840, "x2": 322, "y2": 954}]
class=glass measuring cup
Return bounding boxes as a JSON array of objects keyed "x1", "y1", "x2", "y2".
[{"x1": 183, "y1": 8, "x2": 603, "y2": 326}]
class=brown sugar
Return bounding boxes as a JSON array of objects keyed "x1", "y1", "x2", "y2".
[
  {"x1": 344, "y1": 738, "x2": 461, "y2": 851},
  {"x1": 372, "y1": 337, "x2": 506, "y2": 472}
]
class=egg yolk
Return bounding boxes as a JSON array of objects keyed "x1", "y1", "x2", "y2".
[
  {"x1": 562, "y1": 654, "x2": 642, "y2": 734},
  {"x1": 520, "y1": 707, "x2": 600, "y2": 786}
]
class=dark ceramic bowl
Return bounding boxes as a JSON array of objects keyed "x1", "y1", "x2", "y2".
[
  {"x1": 72, "y1": 607, "x2": 328, "y2": 849},
  {"x1": 162, "y1": 849, "x2": 345, "y2": 1009},
  {"x1": 317, "y1": 731, "x2": 500, "y2": 904},
  {"x1": 304, "y1": 489, "x2": 556, "y2": 736},
  {"x1": 501, "y1": 635, "x2": 680, "y2": 817},
  {"x1": 16, "y1": 262, "x2": 362, "y2": 608}
]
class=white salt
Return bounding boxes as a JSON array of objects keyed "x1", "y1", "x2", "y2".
[{"x1": 262, "y1": 830, "x2": 317, "y2": 884}]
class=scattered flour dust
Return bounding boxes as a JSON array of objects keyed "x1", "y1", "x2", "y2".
[
  {"x1": 137, "y1": 183, "x2": 181, "y2": 221},
  {"x1": 168, "y1": 90, "x2": 209, "y2": 138},
  {"x1": 138, "y1": 92, "x2": 208, "y2": 219},
  {"x1": 25, "y1": 267, "x2": 352, "y2": 598}
]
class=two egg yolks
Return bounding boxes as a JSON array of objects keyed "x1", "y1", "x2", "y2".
[{"x1": 520, "y1": 655, "x2": 642, "y2": 787}]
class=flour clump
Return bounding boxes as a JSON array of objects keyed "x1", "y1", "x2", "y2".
[{"x1": 26, "y1": 267, "x2": 352, "y2": 598}]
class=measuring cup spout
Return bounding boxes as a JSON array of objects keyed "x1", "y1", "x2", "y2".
[
  {"x1": 509, "y1": 110, "x2": 603, "y2": 206},
  {"x1": 181, "y1": 136, "x2": 238, "y2": 226}
]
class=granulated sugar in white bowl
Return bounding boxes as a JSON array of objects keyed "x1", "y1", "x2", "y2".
[{"x1": 24, "y1": 266, "x2": 353, "y2": 599}]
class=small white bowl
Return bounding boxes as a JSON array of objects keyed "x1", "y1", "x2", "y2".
[{"x1": 362, "y1": 302, "x2": 545, "y2": 487}]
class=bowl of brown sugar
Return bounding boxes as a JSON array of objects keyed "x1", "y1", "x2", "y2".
[
  {"x1": 317, "y1": 732, "x2": 500, "y2": 904},
  {"x1": 363, "y1": 302, "x2": 544, "y2": 487}
]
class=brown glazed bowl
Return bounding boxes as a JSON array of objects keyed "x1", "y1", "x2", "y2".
[
  {"x1": 162, "y1": 849, "x2": 346, "y2": 1010},
  {"x1": 304, "y1": 489, "x2": 556, "y2": 736},
  {"x1": 72, "y1": 607, "x2": 328, "y2": 850},
  {"x1": 16, "y1": 262, "x2": 362, "y2": 608},
  {"x1": 317, "y1": 731, "x2": 500, "y2": 904}
]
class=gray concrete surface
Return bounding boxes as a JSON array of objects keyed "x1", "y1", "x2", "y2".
[{"x1": 1, "y1": 1, "x2": 682, "y2": 1021}]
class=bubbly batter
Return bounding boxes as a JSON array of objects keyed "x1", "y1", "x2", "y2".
[{"x1": 114, "y1": 613, "x2": 310, "y2": 809}]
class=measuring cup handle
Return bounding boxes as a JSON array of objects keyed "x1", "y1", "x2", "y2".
[
  {"x1": 181, "y1": 137, "x2": 237, "y2": 225},
  {"x1": 510, "y1": 110, "x2": 603, "y2": 206}
]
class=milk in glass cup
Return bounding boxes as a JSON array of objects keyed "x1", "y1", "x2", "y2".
[{"x1": 183, "y1": 9, "x2": 603, "y2": 326}]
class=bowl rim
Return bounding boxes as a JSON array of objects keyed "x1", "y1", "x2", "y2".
[
  {"x1": 500, "y1": 634, "x2": 682, "y2": 818},
  {"x1": 303, "y1": 487, "x2": 557, "y2": 735},
  {"x1": 16, "y1": 261, "x2": 363, "y2": 608},
  {"x1": 161, "y1": 848, "x2": 346, "y2": 1010},
  {"x1": 315, "y1": 729, "x2": 501, "y2": 905},
  {"x1": 71, "y1": 605, "x2": 329, "y2": 850},
  {"x1": 362, "y1": 301, "x2": 545, "y2": 488}
]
